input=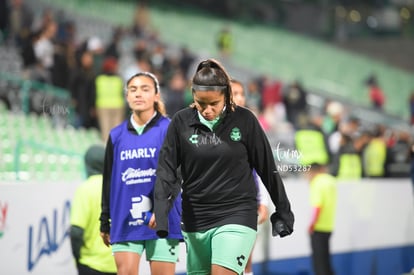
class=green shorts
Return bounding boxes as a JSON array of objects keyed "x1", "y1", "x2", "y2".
[
  {"x1": 111, "y1": 239, "x2": 180, "y2": 263},
  {"x1": 182, "y1": 224, "x2": 257, "y2": 275}
]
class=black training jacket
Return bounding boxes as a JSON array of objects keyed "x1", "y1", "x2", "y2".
[{"x1": 154, "y1": 106, "x2": 294, "y2": 237}]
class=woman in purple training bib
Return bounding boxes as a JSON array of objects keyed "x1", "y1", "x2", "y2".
[{"x1": 100, "y1": 72, "x2": 182, "y2": 275}]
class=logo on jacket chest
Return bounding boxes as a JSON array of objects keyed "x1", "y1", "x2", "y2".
[
  {"x1": 120, "y1": 147, "x2": 157, "y2": 160},
  {"x1": 189, "y1": 133, "x2": 222, "y2": 146},
  {"x1": 230, "y1": 127, "x2": 241, "y2": 141}
]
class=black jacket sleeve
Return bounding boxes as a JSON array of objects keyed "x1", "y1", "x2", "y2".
[
  {"x1": 99, "y1": 136, "x2": 114, "y2": 233},
  {"x1": 247, "y1": 113, "x2": 294, "y2": 236},
  {"x1": 154, "y1": 120, "x2": 181, "y2": 238}
]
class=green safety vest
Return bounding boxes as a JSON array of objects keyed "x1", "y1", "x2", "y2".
[
  {"x1": 364, "y1": 139, "x2": 386, "y2": 177},
  {"x1": 337, "y1": 153, "x2": 362, "y2": 180},
  {"x1": 295, "y1": 129, "x2": 329, "y2": 165},
  {"x1": 218, "y1": 33, "x2": 232, "y2": 51},
  {"x1": 70, "y1": 175, "x2": 117, "y2": 272},
  {"x1": 310, "y1": 173, "x2": 337, "y2": 232},
  {"x1": 95, "y1": 75, "x2": 124, "y2": 108}
]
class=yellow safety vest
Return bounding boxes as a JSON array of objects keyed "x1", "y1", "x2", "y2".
[
  {"x1": 218, "y1": 32, "x2": 232, "y2": 52},
  {"x1": 310, "y1": 173, "x2": 337, "y2": 232},
  {"x1": 295, "y1": 129, "x2": 329, "y2": 165},
  {"x1": 95, "y1": 75, "x2": 124, "y2": 108},
  {"x1": 364, "y1": 139, "x2": 386, "y2": 177},
  {"x1": 337, "y1": 153, "x2": 362, "y2": 180},
  {"x1": 70, "y1": 175, "x2": 117, "y2": 272}
]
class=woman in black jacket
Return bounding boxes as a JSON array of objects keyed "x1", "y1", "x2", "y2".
[{"x1": 150, "y1": 58, "x2": 294, "y2": 275}]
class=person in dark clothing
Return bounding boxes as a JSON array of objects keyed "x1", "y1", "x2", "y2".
[
  {"x1": 104, "y1": 26, "x2": 123, "y2": 59},
  {"x1": 69, "y1": 51, "x2": 98, "y2": 129},
  {"x1": 0, "y1": 0, "x2": 9, "y2": 43},
  {"x1": 178, "y1": 46, "x2": 196, "y2": 78},
  {"x1": 283, "y1": 80, "x2": 308, "y2": 129},
  {"x1": 150, "y1": 58, "x2": 294, "y2": 275},
  {"x1": 8, "y1": 0, "x2": 34, "y2": 47},
  {"x1": 163, "y1": 69, "x2": 187, "y2": 117},
  {"x1": 410, "y1": 138, "x2": 414, "y2": 195},
  {"x1": 365, "y1": 74, "x2": 385, "y2": 111}
]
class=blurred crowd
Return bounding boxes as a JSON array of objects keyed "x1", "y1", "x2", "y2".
[{"x1": 0, "y1": 0, "x2": 412, "y2": 179}]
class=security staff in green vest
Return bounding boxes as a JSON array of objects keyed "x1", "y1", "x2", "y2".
[
  {"x1": 363, "y1": 127, "x2": 386, "y2": 177},
  {"x1": 295, "y1": 119, "x2": 330, "y2": 166},
  {"x1": 70, "y1": 145, "x2": 117, "y2": 275},
  {"x1": 94, "y1": 57, "x2": 125, "y2": 142},
  {"x1": 216, "y1": 26, "x2": 233, "y2": 58},
  {"x1": 332, "y1": 134, "x2": 363, "y2": 180},
  {"x1": 306, "y1": 163, "x2": 337, "y2": 275}
]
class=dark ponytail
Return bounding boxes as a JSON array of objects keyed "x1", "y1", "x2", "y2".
[{"x1": 191, "y1": 59, "x2": 235, "y2": 112}]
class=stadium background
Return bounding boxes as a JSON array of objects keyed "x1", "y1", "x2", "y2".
[{"x1": 0, "y1": 0, "x2": 414, "y2": 274}]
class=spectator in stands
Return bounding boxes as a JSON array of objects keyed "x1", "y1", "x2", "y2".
[
  {"x1": 384, "y1": 129, "x2": 411, "y2": 178},
  {"x1": 7, "y1": 0, "x2": 33, "y2": 47},
  {"x1": 104, "y1": 26, "x2": 124, "y2": 60},
  {"x1": 306, "y1": 163, "x2": 337, "y2": 275},
  {"x1": 261, "y1": 76, "x2": 285, "y2": 130},
  {"x1": 94, "y1": 56, "x2": 125, "y2": 142},
  {"x1": 70, "y1": 144, "x2": 117, "y2": 275},
  {"x1": 100, "y1": 72, "x2": 182, "y2": 275},
  {"x1": 0, "y1": 0, "x2": 9, "y2": 44},
  {"x1": 329, "y1": 116, "x2": 360, "y2": 157},
  {"x1": 69, "y1": 51, "x2": 98, "y2": 129},
  {"x1": 52, "y1": 21, "x2": 74, "y2": 89},
  {"x1": 261, "y1": 75, "x2": 282, "y2": 111},
  {"x1": 178, "y1": 45, "x2": 196, "y2": 78},
  {"x1": 282, "y1": 80, "x2": 308, "y2": 130},
  {"x1": 321, "y1": 101, "x2": 344, "y2": 137},
  {"x1": 231, "y1": 79, "x2": 269, "y2": 275},
  {"x1": 163, "y1": 69, "x2": 187, "y2": 117},
  {"x1": 75, "y1": 36, "x2": 105, "y2": 80},
  {"x1": 216, "y1": 25, "x2": 233, "y2": 60},
  {"x1": 31, "y1": 7, "x2": 54, "y2": 34},
  {"x1": 339, "y1": 116, "x2": 360, "y2": 137},
  {"x1": 410, "y1": 92, "x2": 414, "y2": 127},
  {"x1": 365, "y1": 74, "x2": 385, "y2": 111},
  {"x1": 32, "y1": 20, "x2": 57, "y2": 83},
  {"x1": 245, "y1": 78, "x2": 263, "y2": 115},
  {"x1": 150, "y1": 42, "x2": 171, "y2": 79},
  {"x1": 86, "y1": 36, "x2": 105, "y2": 75},
  {"x1": 55, "y1": 17, "x2": 76, "y2": 46},
  {"x1": 131, "y1": 0, "x2": 151, "y2": 39},
  {"x1": 122, "y1": 41, "x2": 152, "y2": 82}
]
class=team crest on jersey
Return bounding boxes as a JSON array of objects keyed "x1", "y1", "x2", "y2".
[{"x1": 230, "y1": 127, "x2": 241, "y2": 141}]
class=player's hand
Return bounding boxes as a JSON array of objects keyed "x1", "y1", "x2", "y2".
[
  {"x1": 148, "y1": 213, "x2": 157, "y2": 229},
  {"x1": 100, "y1": 232, "x2": 111, "y2": 247},
  {"x1": 308, "y1": 224, "x2": 315, "y2": 234}
]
